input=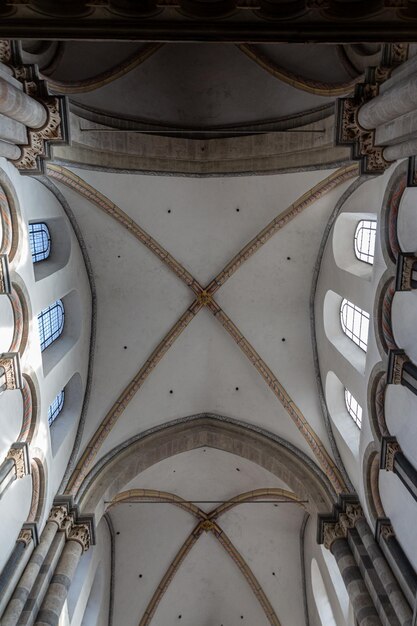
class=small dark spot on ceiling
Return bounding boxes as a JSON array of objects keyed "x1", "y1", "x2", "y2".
[
  {"x1": 116, "y1": 531, "x2": 120, "y2": 535},
  {"x1": 236, "y1": 207, "x2": 240, "y2": 212},
  {"x1": 167, "y1": 209, "x2": 171, "y2": 213},
  {"x1": 287, "y1": 256, "x2": 291, "y2": 260},
  {"x1": 236, "y1": 467, "x2": 240, "y2": 472},
  {"x1": 235, "y1": 386, "x2": 239, "y2": 391},
  {"x1": 282, "y1": 338, "x2": 286, "y2": 342},
  {"x1": 139, "y1": 574, "x2": 142, "y2": 578},
  {"x1": 170, "y1": 389, "x2": 173, "y2": 394}
]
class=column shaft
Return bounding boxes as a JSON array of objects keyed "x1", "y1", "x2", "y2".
[
  {"x1": 355, "y1": 519, "x2": 412, "y2": 625},
  {"x1": 1, "y1": 522, "x2": 59, "y2": 626},
  {"x1": 34, "y1": 539, "x2": 83, "y2": 626},
  {"x1": 358, "y1": 74, "x2": 417, "y2": 130},
  {"x1": 0, "y1": 541, "x2": 31, "y2": 617},
  {"x1": 0, "y1": 140, "x2": 21, "y2": 160},
  {"x1": 0, "y1": 77, "x2": 47, "y2": 128},
  {"x1": 331, "y1": 538, "x2": 382, "y2": 626}
]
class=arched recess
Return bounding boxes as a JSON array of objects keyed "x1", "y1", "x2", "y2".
[
  {"x1": 29, "y1": 216, "x2": 71, "y2": 282},
  {"x1": 376, "y1": 277, "x2": 397, "y2": 356},
  {"x1": 74, "y1": 415, "x2": 337, "y2": 521},
  {"x1": 26, "y1": 457, "x2": 46, "y2": 525},
  {"x1": 50, "y1": 372, "x2": 84, "y2": 458},
  {"x1": 8, "y1": 284, "x2": 29, "y2": 356},
  {"x1": 380, "y1": 162, "x2": 407, "y2": 267},
  {"x1": 367, "y1": 365, "x2": 389, "y2": 442}
]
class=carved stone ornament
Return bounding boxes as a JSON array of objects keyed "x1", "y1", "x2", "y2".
[
  {"x1": 0, "y1": 352, "x2": 23, "y2": 390},
  {"x1": 6, "y1": 443, "x2": 29, "y2": 479},
  {"x1": 12, "y1": 97, "x2": 67, "y2": 175},
  {"x1": 68, "y1": 523, "x2": 91, "y2": 552},
  {"x1": 322, "y1": 521, "x2": 347, "y2": 550},
  {"x1": 49, "y1": 505, "x2": 72, "y2": 530},
  {"x1": 392, "y1": 352, "x2": 408, "y2": 385},
  {"x1": 0, "y1": 40, "x2": 12, "y2": 65},
  {"x1": 398, "y1": 254, "x2": 416, "y2": 291},
  {"x1": 385, "y1": 440, "x2": 401, "y2": 472},
  {"x1": 17, "y1": 528, "x2": 33, "y2": 547},
  {"x1": 344, "y1": 503, "x2": 364, "y2": 527},
  {"x1": 380, "y1": 522, "x2": 396, "y2": 541}
]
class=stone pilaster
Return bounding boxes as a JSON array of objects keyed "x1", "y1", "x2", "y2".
[
  {"x1": 0, "y1": 254, "x2": 11, "y2": 294},
  {"x1": 381, "y1": 437, "x2": 417, "y2": 504}
]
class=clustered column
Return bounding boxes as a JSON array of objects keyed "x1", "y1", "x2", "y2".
[
  {"x1": 0, "y1": 502, "x2": 94, "y2": 626},
  {"x1": 319, "y1": 498, "x2": 413, "y2": 626}
]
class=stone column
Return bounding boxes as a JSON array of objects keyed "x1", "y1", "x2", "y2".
[
  {"x1": 0, "y1": 507, "x2": 68, "y2": 626},
  {"x1": 0, "y1": 526, "x2": 35, "y2": 617},
  {"x1": 34, "y1": 523, "x2": 91, "y2": 626},
  {"x1": 0, "y1": 76, "x2": 47, "y2": 128}
]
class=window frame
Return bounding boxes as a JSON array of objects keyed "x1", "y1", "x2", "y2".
[
  {"x1": 29, "y1": 222, "x2": 51, "y2": 263},
  {"x1": 340, "y1": 298, "x2": 370, "y2": 352},
  {"x1": 38, "y1": 300, "x2": 65, "y2": 351},
  {"x1": 354, "y1": 219, "x2": 377, "y2": 265},
  {"x1": 48, "y1": 389, "x2": 65, "y2": 426},
  {"x1": 344, "y1": 388, "x2": 362, "y2": 429}
]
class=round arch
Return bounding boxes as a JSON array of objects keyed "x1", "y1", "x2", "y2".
[{"x1": 74, "y1": 414, "x2": 337, "y2": 521}]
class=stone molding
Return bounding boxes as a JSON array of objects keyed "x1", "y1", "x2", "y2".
[
  {"x1": 17, "y1": 528, "x2": 33, "y2": 547},
  {"x1": 0, "y1": 41, "x2": 69, "y2": 175},
  {"x1": 68, "y1": 522, "x2": 91, "y2": 552},
  {"x1": 0, "y1": 352, "x2": 23, "y2": 390},
  {"x1": 380, "y1": 436, "x2": 401, "y2": 472},
  {"x1": 6, "y1": 442, "x2": 30, "y2": 479},
  {"x1": 335, "y1": 43, "x2": 408, "y2": 175}
]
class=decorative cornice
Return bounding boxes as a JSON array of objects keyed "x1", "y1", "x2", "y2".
[
  {"x1": 380, "y1": 436, "x2": 401, "y2": 472},
  {"x1": 0, "y1": 352, "x2": 22, "y2": 390},
  {"x1": 6, "y1": 442, "x2": 30, "y2": 479}
]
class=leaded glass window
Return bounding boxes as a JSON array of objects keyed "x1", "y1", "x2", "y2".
[
  {"x1": 340, "y1": 298, "x2": 369, "y2": 352},
  {"x1": 38, "y1": 300, "x2": 64, "y2": 351},
  {"x1": 48, "y1": 390, "x2": 64, "y2": 425},
  {"x1": 344, "y1": 388, "x2": 362, "y2": 429},
  {"x1": 354, "y1": 220, "x2": 377, "y2": 265},
  {"x1": 29, "y1": 222, "x2": 51, "y2": 263}
]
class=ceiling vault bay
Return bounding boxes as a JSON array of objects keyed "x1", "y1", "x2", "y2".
[
  {"x1": 107, "y1": 488, "x2": 303, "y2": 626},
  {"x1": 47, "y1": 163, "x2": 358, "y2": 496}
]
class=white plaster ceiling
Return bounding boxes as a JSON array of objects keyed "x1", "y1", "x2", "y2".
[{"x1": 53, "y1": 163, "x2": 353, "y2": 626}]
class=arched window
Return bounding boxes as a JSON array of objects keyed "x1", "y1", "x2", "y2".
[
  {"x1": 48, "y1": 389, "x2": 65, "y2": 425},
  {"x1": 354, "y1": 220, "x2": 377, "y2": 265},
  {"x1": 344, "y1": 388, "x2": 362, "y2": 429},
  {"x1": 28, "y1": 222, "x2": 51, "y2": 263},
  {"x1": 340, "y1": 298, "x2": 369, "y2": 352},
  {"x1": 38, "y1": 300, "x2": 65, "y2": 351}
]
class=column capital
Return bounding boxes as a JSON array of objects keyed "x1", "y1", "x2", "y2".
[
  {"x1": 68, "y1": 522, "x2": 91, "y2": 552},
  {"x1": 395, "y1": 253, "x2": 417, "y2": 292},
  {"x1": 318, "y1": 497, "x2": 364, "y2": 550},
  {"x1": 6, "y1": 442, "x2": 30, "y2": 479},
  {"x1": 322, "y1": 520, "x2": 347, "y2": 550},
  {"x1": 0, "y1": 352, "x2": 23, "y2": 390},
  {"x1": 380, "y1": 436, "x2": 401, "y2": 472},
  {"x1": 387, "y1": 349, "x2": 409, "y2": 385}
]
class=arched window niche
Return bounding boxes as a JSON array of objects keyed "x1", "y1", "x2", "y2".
[
  {"x1": 39, "y1": 290, "x2": 83, "y2": 377},
  {"x1": 28, "y1": 217, "x2": 71, "y2": 282},
  {"x1": 325, "y1": 371, "x2": 360, "y2": 464},
  {"x1": 333, "y1": 212, "x2": 377, "y2": 278},
  {"x1": 49, "y1": 372, "x2": 83, "y2": 457},
  {"x1": 340, "y1": 298, "x2": 369, "y2": 352},
  {"x1": 323, "y1": 291, "x2": 367, "y2": 374}
]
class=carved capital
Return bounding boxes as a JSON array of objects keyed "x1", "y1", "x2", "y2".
[
  {"x1": 322, "y1": 521, "x2": 347, "y2": 550},
  {"x1": 17, "y1": 528, "x2": 33, "y2": 547},
  {"x1": 49, "y1": 505, "x2": 71, "y2": 530},
  {"x1": 0, "y1": 40, "x2": 12, "y2": 65},
  {"x1": 396, "y1": 253, "x2": 417, "y2": 292},
  {"x1": 385, "y1": 440, "x2": 401, "y2": 472},
  {"x1": 392, "y1": 352, "x2": 408, "y2": 385},
  {"x1": 6, "y1": 442, "x2": 30, "y2": 479},
  {"x1": 380, "y1": 522, "x2": 395, "y2": 541},
  {"x1": 0, "y1": 254, "x2": 11, "y2": 294},
  {"x1": 344, "y1": 503, "x2": 364, "y2": 527},
  {"x1": 0, "y1": 352, "x2": 23, "y2": 390},
  {"x1": 68, "y1": 522, "x2": 91, "y2": 552}
]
